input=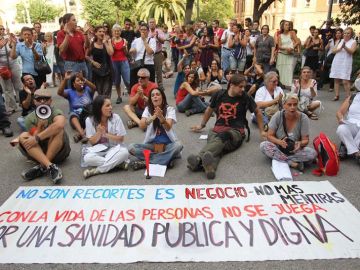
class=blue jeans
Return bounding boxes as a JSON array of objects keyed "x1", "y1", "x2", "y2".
[
  {"x1": 229, "y1": 56, "x2": 246, "y2": 71},
  {"x1": 0, "y1": 96, "x2": 10, "y2": 130},
  {"x1": 176, "y1": 94, "x2": 208, "y2": 114},
  {"x1": 128, "y1": 142, "x2": 183, "y2": 165},
  {"x1": 64, "y1": 61, "x2": 88, "y2": 78},
  {"x1": 17, "y1": 116, "x2": 26, "y2": 131},
  {"x1": 252, "y1": 110, "x2": 269, "y2": 125},
  {"x1": 112, "y1": 60, "x2": 130, "y2": 89},
  {"x1": 221, "y1": 48, "x2": 231, "y2": 72}
]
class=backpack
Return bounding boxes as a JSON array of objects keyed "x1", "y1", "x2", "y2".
[
  {"x1": 212, "y1": 89, "x2": 251, "y2": 142},
  {"x1": 312, "y1": 132, "x2": 340, "y2": 176}
]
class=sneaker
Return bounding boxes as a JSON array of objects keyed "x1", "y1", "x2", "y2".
[
  {"x1": 47, "y1": 164, "x2": 63, "y2": 184},
  {"x1": 202, "y1": 152, "x2": 216, "y2": 180},
  {"x1": 116, "y1": 97, "x2": 123, "y2": 104},
  {"x1": 116, "y1": 162, "x2": 129, "y2": 171},
  {"x1": 167, "y1": 159, "x2": 175, "y2": 169},
  {"x1": 127, "y1": 120, "x2": 138, "y2": 129},
  {"x1": 130, "y1": 160, "x2": 146, "y2": 171},
  {"x1": 2, "y1": 127, "x2": 13, "y2": 137},
  {"x1": 338, "y1": 142, "x2": 347, "y2": 160},
  {"x1": 187, "y1": 154, "x2": 201, "y2": 171},
  {"x1": 185, "y1": 110, "x2": 193, "y2": 117},
  {"x1": 21, "y1": 164, "x2": 46, "y2": 181},
  {"x1": 83, "y1": 168, "x2": 100, "y2": 179}
]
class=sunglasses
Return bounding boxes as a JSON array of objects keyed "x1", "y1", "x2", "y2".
[
  {"x1": 138, "y1": 76, "x2": 148, "y2": 79},
  {"x1": 0, "y1": 28, "x2": 5, "y2": 30},
  {"x1": 34, "y1": 96, "x2": 51, "y2": 102}
]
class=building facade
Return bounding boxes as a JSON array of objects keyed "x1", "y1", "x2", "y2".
[{"x1": 233, "y1": 0, "x2": 353, "y2": 40}]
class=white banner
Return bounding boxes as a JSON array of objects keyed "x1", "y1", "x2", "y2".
[{"x1": 0, "y1": 181, "x2": 360, "y2": 263}]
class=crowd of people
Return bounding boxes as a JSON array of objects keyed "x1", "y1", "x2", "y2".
[{"x1": 0, "y1": 13, "x2": 359, "y2": 183}]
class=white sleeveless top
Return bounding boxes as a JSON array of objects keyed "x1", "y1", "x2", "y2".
[{"x1": 347, "y1": 93, "x2": 360, "y2": 126}]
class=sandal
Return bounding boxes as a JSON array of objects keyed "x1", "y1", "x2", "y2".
[
  {"x1": 307, "y1": 112, "x2": 319, "y2": 120},
  {"x1": 332, "y1": 96, "x2": 339, "y2": 101},
  {"x1": 130, "y1": 160, "x2": 146, "y2": 171},
  {"x1": 73, "y1": 133, "x2": 83, "y2": 143},
  {"x1": 127, "y1": 120, "x2": 138, "y2": 129}
]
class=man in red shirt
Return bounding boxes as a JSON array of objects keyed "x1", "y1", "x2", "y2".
[
  {"x1": 57, "y1": 13, "x2": 89, "y2": 78},
  {"x1": 124, "y1": 68, "x2": 157, "y2": 129},
  {"x1": 212, "y1": 20, "x2": 224, "y2": 41}
]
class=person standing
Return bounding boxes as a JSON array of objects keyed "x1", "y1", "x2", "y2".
[
  {"x1": 121, "y1": 18, "x2": 136, "y2": 50},
  {"x1": 0, "y1": 91, "x2": 13, "y2": 137},
  {"x1": 57, "y1": 13, "x2": 89, "y2": 78},
  {"x1": 0, "y1": 27, "x2": 21, "y2": 113},
  {"x1": 330, "y1": 27, "x2": 357, "y2": 101},
  {"x1": 10, "y1": 26, "x2": 45, "y2": 89},
  {"x1": 254, "y1": 25, "x2": 275, "y2": 73},
  {"x1": 86, "y1": 26, "x2": 114, "y2": 98},
  {"x1": 129, "y1": 24, "x2": 156, "y2": 89},
  {"x1": 220, "y1": 19, "x2": 236, "y2": 72},
  {"x1": 148, "y1": 18, "x2": 165, "y2": 91},
  {"x1": 304, "y1": 28, "x2": 323, "y2": 75},
  {"x1": 53, "y1": 17, "x2": 65, "y2": 81},
  {"x1": 33, "y1": 22, "x2": 45, "y2": 43},
  {"x1": 111, "y1": 24, "x2": 130, "y2": 104},
  {"x1": 276, "y1": 21, "x2": 295, "y2": 88}
]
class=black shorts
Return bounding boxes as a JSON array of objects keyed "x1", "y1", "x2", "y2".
[{"x1": 19, "y1": 131, "x2": 71, "y2": 164}]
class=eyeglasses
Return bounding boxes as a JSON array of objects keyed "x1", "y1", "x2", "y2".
[
  {"x1": 151, "y1": 92, "x2": 161, "y2": 97},
  {"x1": 34, "y1": 96, "x2": 51, "y2": 102},
  {"x1": 0, "y1": 28, "x2": 5, "y2": 30},
  {"x1": 138, "y1": 76, "x2": 148, "y2": 79}
]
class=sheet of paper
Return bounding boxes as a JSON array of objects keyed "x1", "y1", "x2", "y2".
[
  {"x1": 144, "y1": 164, "x2": 167, "y2": 177},
  {"x1": 87, "y1": 144, "x2": 108, "y2": 153},
  {"x1": 199, "y1": 135, "x2": 208, "y2": 140},
  {"x1": 271, "y1": 159, "x2": 293, "y2": 181}
]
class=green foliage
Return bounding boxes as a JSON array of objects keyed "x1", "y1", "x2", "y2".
[
  {"x1": 352, "y1": 47, "x2": 360, "y2": 81},
  {"x1": 137, "y1": 0, "x2": 185, "y2": 25},
  {"x1": 82, "y1": 0, "x2": 138, "y2": 26},
  {"x1": 16, "y1": 0, "x2": 63, "y2": 23},
  {"x1": 337, "y1": 0, "x2": 360, "y2": 26},
  {"x1": 197, "y1": 0, "x2": 234, "y2": 25}
]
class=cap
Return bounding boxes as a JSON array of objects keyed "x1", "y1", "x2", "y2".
[
  {"x1": 354, "y1": 78, "x2": 360, "y2": 92},
  {"x1": 34, "y1": 88, "x2": 51, "y2": 97}
]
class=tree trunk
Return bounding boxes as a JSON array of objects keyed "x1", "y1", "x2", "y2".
[
  {"x1": 184, "y1": 0, "x2": 195, "y2": 25},
  {"x1": 253, "y1": 0, "x2": 276, "y2": 22}
]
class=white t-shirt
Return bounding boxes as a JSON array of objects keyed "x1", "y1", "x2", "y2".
[
  {"x1": 291, "y1": 79, "x2": 317, "y2": 99},
  {"x1": 221, "y1": 29, "x2": 234, "y2": 49},
  {"x1": 142, "y1": 106, "x2": 178, "y2": 144},
  {"x1": 255, "y1": 86, "x2": 284, "y2": 103},
  {"x1": 131, "y1": 37, "x2": 157, "y2": 65},
  {"x1": 85, "y1": 113, "x2": 126, "y2": 147}
]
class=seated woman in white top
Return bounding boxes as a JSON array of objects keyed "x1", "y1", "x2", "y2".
[
  {"x1": 128, "y1": 88, "x2": 183, "y2": 170},
  {"x1": 336, "y1": 78, "x2": 360, "y2": 164},
  {"x1": 291, "y1": 66, "x2": 321, "y2": 120},
  {"x1": 254, "y1": 71, "x2": 284, "y2": 127},
  {"x1": 83, "y1": 95, "x2": 129, "y2": 178}
]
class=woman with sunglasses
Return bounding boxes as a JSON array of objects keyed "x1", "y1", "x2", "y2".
[
  {"x1": 58, "y1": 71, "x2": 96, "y2": 143},
  {"x1": 83, "y1": 95, "x2": 129, "y2": 179},
  {"x1": 176, "y1": 70, "x2": 207, "y2": 116},
  {"x1": 128, "y1": 88, "x2": 183, "y2": 170}
]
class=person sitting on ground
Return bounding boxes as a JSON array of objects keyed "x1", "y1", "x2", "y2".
[
  {"x1": 206, "y1": 60, "x2": 223, "y2": 85},
  {"x1": 128, "y1": 88, "x2": 183, "y2": 170},
  {"x1": 83, "y1": 95, "x2": 129, "y2": 178},
  {"x1": 57, "y1": 71, "x2": 96, "y2": 143},
  {"x1": 188, "y1": 74, "x2": 266, "y2": 180},
  {"x1": 18, "y1": 74, "x2": 38, "y2": 131},
  {"x1": 124, "y1": 68, "x2": 157, "y2": 129},
  {"x1": 260, "y1": 93, "x2": 317, "y2": 171},
  {"x1": 176, "y1": 70, "x2": 208, "y2": 117},
  {"x1": 244, "y1": 62, "x2": 264, "y2": 97},
  {"x1": 254, "y1": 71, "x2": 284, "y2": 128},
  {"x1": 336, "y1": 78, "x2": 360, "y2": 164},
  {"x1": 173, "y1": 54, "x2": 191, "y2": 97},
  {"x1": 291, "y1": 66, "x2": 321, "y2": 120},
  {"x1": 190, "y1": 59, "x2": 206, "y2": 84},
  {"x1": 18, "y1": 88, "x2": 71, "y2": 183}
]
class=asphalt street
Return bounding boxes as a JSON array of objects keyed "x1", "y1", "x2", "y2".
[{"x1": 0, "y1": 75, "x2": 359, "y2": 269}]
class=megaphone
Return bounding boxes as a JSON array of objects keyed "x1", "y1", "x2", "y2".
[{"x1": 35, "y1": 105, "x2": 52, "y2": 120}]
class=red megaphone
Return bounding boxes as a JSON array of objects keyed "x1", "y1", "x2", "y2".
[{"x1": 143, "y1": 149, "x2": 151, "y2": 179}]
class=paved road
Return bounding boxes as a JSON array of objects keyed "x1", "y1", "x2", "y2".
[{"x1": 1, "y1": 76, "x2": 359, "y2": 269}]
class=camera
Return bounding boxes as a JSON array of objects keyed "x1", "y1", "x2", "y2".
[{"x1": 279, "y1": 137, "x2": 295, "y2": 155}]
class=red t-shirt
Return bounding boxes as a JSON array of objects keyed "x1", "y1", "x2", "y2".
[
  {"x1": 214, "y1": 28, "x2": 224, "y2": 40},
  {"x1": 130, "y1": 82, "x2": 158, "y2": 110},
  {"x1": 57, "y1": 30, "x2": 85, "y2": 61},
  {"x1": 111, "y1": 39, "x2": 127, "y2": 61},
  {"x1": 176, "y1": 87, "x2": 188, "y2": 105}
]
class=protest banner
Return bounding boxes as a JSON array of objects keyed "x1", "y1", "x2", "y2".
[{"x1": 0, "y1": 181, "x2": 359, "y2": 263}]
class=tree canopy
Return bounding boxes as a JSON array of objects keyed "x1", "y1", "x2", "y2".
[
  {"x1": 16, "y1": 0, "x2": 63, "y2": 23},
  {"x1": 337, "y1": 0, "x2": 360, "y2": 25}
]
